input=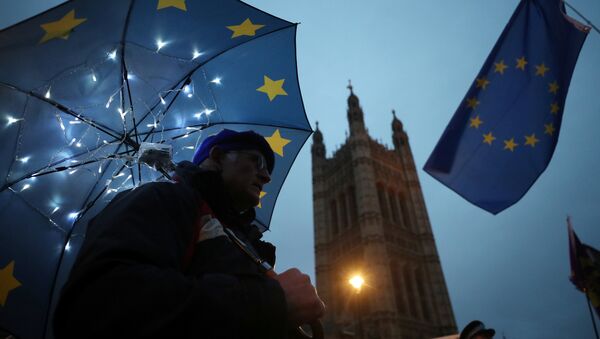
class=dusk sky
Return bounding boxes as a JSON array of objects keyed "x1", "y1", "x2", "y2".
[{"x1": 2, "y1": 1, "x2": 600, "y2": 338}]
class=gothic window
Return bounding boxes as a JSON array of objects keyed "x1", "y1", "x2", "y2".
[
  {"x1": 339, "y1": 192, "x2": 349, "y2": 230},
  {"x1": 416, "y1": 268, "x2": 432, "y2": 321},
  {"x1": 390, "y1": 261, "x2": 407, "y2": 314},
  {"x1": 330, "y1": 200, "x2": 339, "y2": 236},
  {"x1": 388, "y1": 190, "x2": 399, "y2": 224},
  {"x1": 348, "y1": 186, "x2": 359, "y2": 227},
  {"x1": 399, "y1": 192, "x2": 412, "y2": 230},
  {"x1": 376, "y1": 184, "x2": 389, "y2": 220}
]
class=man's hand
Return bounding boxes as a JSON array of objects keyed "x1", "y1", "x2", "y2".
[{"x1": 273, "y1": 268, "x2": 326, "y2": 326}]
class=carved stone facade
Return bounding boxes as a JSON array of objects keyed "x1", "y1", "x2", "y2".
[{"x1": 312, "y1": 85, "x2": 456, "y2": 339}]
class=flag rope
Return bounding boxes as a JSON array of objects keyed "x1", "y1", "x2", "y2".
[{"x1": 564, "y1": 1, "x2": 600, "y2": 35}]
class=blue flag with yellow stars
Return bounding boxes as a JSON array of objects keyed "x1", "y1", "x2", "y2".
[
  {"x1": 0, "y1": 0, "x2": 310, "y2": 338},
  {"x1": 424, "y1": 0, "x2": 589, "y2": 214}
]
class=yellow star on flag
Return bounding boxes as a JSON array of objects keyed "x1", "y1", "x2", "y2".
[
  {"x1": 475, "y1": 77, "x2": 490, "y2": 90},
  {"x1": 39, "y1": 10, "x2": 87, "y2": 44},
  {"x1": 257, "y1": 76, "x2": 287, "y2": 101},
  {"x1": 482, "y1": 132, "x2": 496, "y2": 145},
  {"x1": 157, "y1": 0, "x2": 187, "y2": 11},
  {"x1": 524, "y1": 134, "x2": 539, "y2": 147},
  {"x1": 550, "y1": 102, "x2": 560, "y2": 115},
  {"x1": 226, "y1": 18, "x2": 265, "y2": 38},
  {"x1": 466, "y1": 97, "x2": 480, "y2": 109},
  {"x1": 257, "y1": 191, "x2": 267, "y2": 208},
  {"x1": 535, "y1": 63, "x2": 550, "y2": 77},
  {"x1": 265, "y1": 129, "x2": 291, "y2": 157},
  {"x1": 548, "y1": 81, "x2": 559, "y2": 94},
  {"x1": 469, "y1": 115, "x2": 483, "y2": 129},
  {"x1": 494, "y1": 60, "x2": 508, "y2": 74},
  {"x1": 544, "y1": 123, "x2": 555, "y2": 136},
  {"x1": 503, "y1": 138, "x2": 518, "y2": 152},
  {"x1": 0, "y1": 261, "x2": 22, "y2": 306},
  {"x1": 516, "y1": 56, "x2": 528, "y2": 71}
]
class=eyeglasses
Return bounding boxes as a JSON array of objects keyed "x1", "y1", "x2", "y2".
[{"x1": 227, "y1": 151, "x2": 269, "y2": 173}]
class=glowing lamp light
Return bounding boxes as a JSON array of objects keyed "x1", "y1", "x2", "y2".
[
  {"x1": 183, "y1": 85, "x2": 191, "y2": 93},
  {"x1": 108, "y1": 50, "x2": 117, "y2": 60},
  {"x1": 65, "y1": 241, "x2": 71, "y2": 252},
  {"x1": 45, "y1": 88, "x2": 51, "y2": 99},
  {"x1": 68, "y1": 211, "x2": 80, "y2": 220},
  {"x1": 105, "y1": 96, "x2": 114, "y2": 108},
  {"x1": 76, "y1": 142, "x2": 82, "y2": 148},
  {"x1": 51, "y1": 206, "x2": 60, "y2": 214},
  {"x1": 127, "y1": 74, "x2": 134, "y2": 80},
  {"x1": 20, "y1": 184, "x2": 31, "y2": 192},
  {"x1": 17, "y1": 156, "x2": 30, "y2": 163},
  {"x1": 210, "y1": 77, "x2": 221, "y2": 85},
  {"x1": 68, "y1": 170, "x2": 77, "y2": 175},
  {"x1": 160, "y1": 96, "x2": 166, "y2": 105},
  {"x1": 92, "y1": 73, "x2": 97, "y2": 82},
  {"x1": 349, "y1": 275, "x2": 365, "y2": 291}
]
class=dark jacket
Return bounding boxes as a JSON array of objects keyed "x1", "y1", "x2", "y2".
[{"x1": 53, "y1": 162, "x2": 288, "y2": 339}]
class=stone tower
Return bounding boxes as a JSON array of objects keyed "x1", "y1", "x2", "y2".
[{"x1": 312, "y1": 83, "x2": 456, "y2": 339}]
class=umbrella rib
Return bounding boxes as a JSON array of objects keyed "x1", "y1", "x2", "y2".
[
  {"x1": 127, "y1": 23, "x2": 298, "y2": 136},
  {"x1": 0, "y1": 81, "x2": 127, "y2": 142}
]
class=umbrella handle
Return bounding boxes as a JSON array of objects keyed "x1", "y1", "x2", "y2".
[{"x1": 295, "y1": 321, "x2": 324, "y2": 339}]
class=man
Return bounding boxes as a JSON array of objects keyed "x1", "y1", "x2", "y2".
[
  {"x1": 459, "y1": 320, "x2": 495, "y2": 339},
  {"x1": 53, "y1": 129, "x2": 325, "y2": 338}
]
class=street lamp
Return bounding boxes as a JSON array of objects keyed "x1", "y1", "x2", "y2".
[{"x1": 348, "y1": 274, "x2": 365, "y2": 338}]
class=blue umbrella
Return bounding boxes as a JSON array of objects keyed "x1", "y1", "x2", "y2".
[{"x1": 0, "y1": 1, "x2": 311, "y2": 338}]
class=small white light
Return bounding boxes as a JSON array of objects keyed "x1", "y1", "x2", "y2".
[
  {"x1": 192, "y1": 50, "x2": 203, "y2": 60},
  {"x1": 71, "y1": 160, "x2": 79, "y2": 164},
  {"x1": 65, "y1": 241, "x2": 71, "y2": 252},
  {"x1": 187, "y1": 93, "x2": 193, "y2": 98},
  {"x1": 17, "y1": 156, "x2": 30, "y2": 163},
  {"x1": 51, "y1": 206, "x2": 60, "y2": 214},
  {"x1": 160, "y1": 96, "x2": 166, "y2": 105},
  {"x1": 69, "y1": 138, "x2": 76, "y2": 146},
  {"x1": 118, "y1": 108, "x2": 128, "y2": 120},
  {"x1": 68, "y1": 212, "x2": 80, "y2": 220},
  {"x1": 92, "y1": 73, "x2": 97, "y2": 82},
  {"x1": 105, "y1": 96, "x2": 114, "y2": 108},
  {"x1": 68, "y1": 170, "x2": 77, "y2": 175},
  {"x1": 203, "y1": 108, "x2": 215, "y2": 115},
  {"x1": 184, "y1": 146, "x2": 195, "y2": 150},
  {"x1": 156, "y1": 39, "x2": 168, "y2": 52},
  {"x1": 76, "y1": 142, "x2": 82, "y2": 148},
  {"x1": 147, "y1": 122, "x2": 158, "y2": 128},
  {"x1": 45, "y1": 88, "x2": 51, "y2": 99},
  {"x1": 210, "y1": 77, "x2": 221, "y2": 85},
  {"x1": 114, "y1": 173, "x2": 125, "y2": 178},
  {"x1": 182, "y1": 134, "x2": 189, "y2": 138},
  {"x1": 108, "y1": 50, "x2": 117, "y2": 60},
  {"x1": 103, "y1": 140, "x2": 109, "y2": 144},
  {"x1": 7, "y1": 116, "x2": 21, "y2": 126},
  {"x1": 127, "y1": 74, "x2": 134, "y2": 80},
  {"x1": 98, "y1": 166, "x2": 102, "y2": 174},
  {"x1": 21, "y1": 184, "x2": 31, "y2": 192},
  {"x1": 183, "y1": 85, "x2": 191, "y2": 94},
  {"x1": 69, "y1": 119, "x2": 82, "y2": 125},
  {"x1": 193, "y1": 113, "x2": 202, "y2": 119}
]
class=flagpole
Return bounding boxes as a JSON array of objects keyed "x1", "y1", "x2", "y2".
[
  {"x1": 586, "y1": 291, "x2": 599, "y2": 339},
  {"x1": 564, "y1": 1, "x2": 600, "y2": 35}
]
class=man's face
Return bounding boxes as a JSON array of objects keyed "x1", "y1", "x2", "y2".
[{"x1": 219, "y1": 149, "x2": 271, "y2": 211}]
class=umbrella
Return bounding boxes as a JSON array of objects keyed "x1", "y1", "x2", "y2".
[{"x1": 0, "y1": 1, "x2": 311, "y2": 338}]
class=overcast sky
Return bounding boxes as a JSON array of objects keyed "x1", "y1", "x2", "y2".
[{"x1": 2, "y1": 1, "x2": 600, "y2": 338}]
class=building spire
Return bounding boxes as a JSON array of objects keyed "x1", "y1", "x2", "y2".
[{"x1": 347, "y1": 79, "x2": 353, "y2": 94}]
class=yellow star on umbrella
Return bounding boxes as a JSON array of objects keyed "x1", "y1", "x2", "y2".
[
  {"x1": 548, "y1": 81, "x2": 559, "y2": 94},
  {"x1": 550, "y1": 102, "x2": 560, "y2": 115},
  {"x1": 469, "y1": 115, "x2": 483, "y2": 129},
  {"x1": 535, "y1": 63, "x2": 550, "y2": 77},
  {"x1": 257, "y1": 75, "x2": 288, "y2": 101},
  {"x1": 524, "y1": 134, "x2": 539, "y2": 147},
  {"x1": 265, "y1": 129, "x2": 291, "y2": 156},
  {"x1": 466, "y1": 97, "x2": 480, "y2": 109},
  {"x1": 226, "y1": 18, "x2": 265, "y2": 38},
  {"x1": 516, "y1": 56, "x2": 528, "y2": 71},
  {"x1": 482, "y1": 132, "x2": 496, "y2": 145},
  {"x1": 475, "y1": 77, "x2": 490, "y2": 90},
  {"x1": 544, "y1": 123, "x2": 555, "y2": 136},
  {"x1": 0, "y1": 261, "x2": 22, "y2": 306},
  {"x1": 503, "y1": 138, "x2": 518, "y2": 152},
  {"x1": 39, "y1": 9, "x2": 87, "y2": 44},
  {"x1": 157, "y1": 0, "x2": 187, "y2": 11},
  {"x1": 257, "y1": 191, "x2": 267, "y2": 208},
  {"x1": 494, "y1": 60, "x2": 508, "y2": 74}
]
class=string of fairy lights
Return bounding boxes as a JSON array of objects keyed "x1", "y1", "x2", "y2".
[{"x1": 3, "y1": 37, "x2": 226, "y2": 232}]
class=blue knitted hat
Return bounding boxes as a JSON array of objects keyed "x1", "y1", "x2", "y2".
[{"x1": 192, "y1": 129, "x2": 275, "y2": 173}]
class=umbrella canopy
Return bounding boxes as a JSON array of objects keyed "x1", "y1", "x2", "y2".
[{"x1": 0, "y1": 1, "x2": 311, "y2": 338}]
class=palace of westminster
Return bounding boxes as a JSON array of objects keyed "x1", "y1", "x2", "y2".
[{"x1": 311, "y1": 84, "x2": 457, "y2": 338}]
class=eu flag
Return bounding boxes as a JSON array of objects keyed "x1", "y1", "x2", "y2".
[
  {"x1": 568, "y1": 219, "x2": 600, "y2": 319},
  {"x1": 424, "y1": 0, "x2": 589, "y2": 214}
]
